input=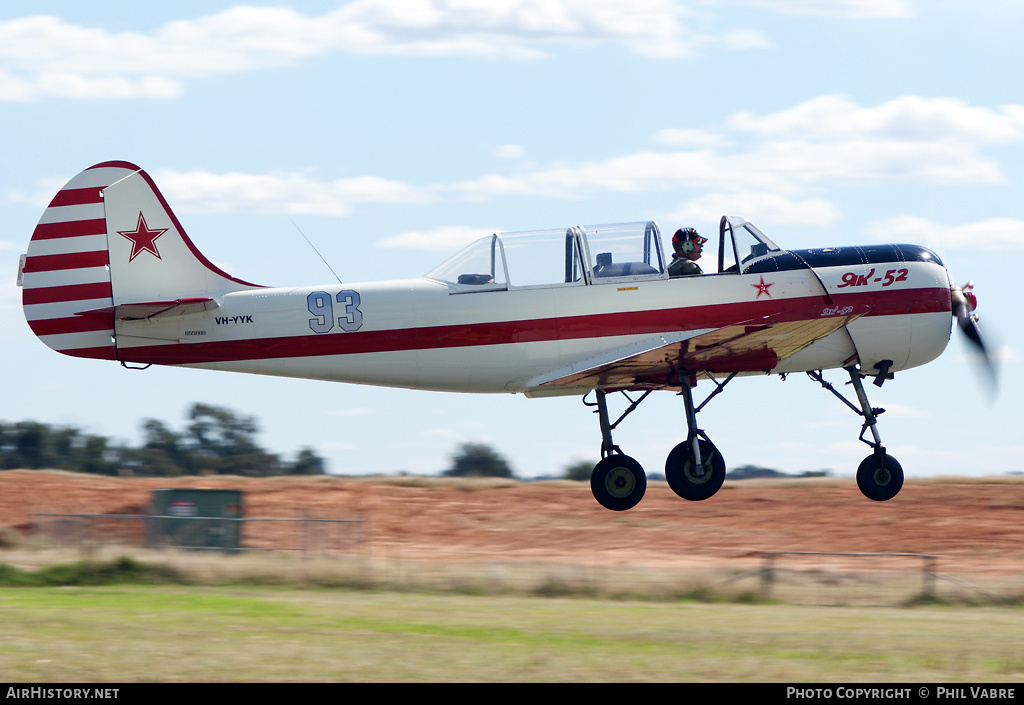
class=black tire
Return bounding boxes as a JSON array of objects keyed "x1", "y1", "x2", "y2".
[
  {"x1": 665, "y1": 438, "x2": 726, "y2": 501},
  {"x1": 856, "y1": 453, "x2": 904, "y2": 501},
  {"x1": 591, "y1": 455, "x2": 647, "y2": 511}
]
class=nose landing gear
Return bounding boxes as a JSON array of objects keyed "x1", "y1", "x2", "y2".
[
  {"x1": 856, "y1": 452, "x2": 904, "y2": 501},
  {"x1": 808, "y1": 365, "x2": 905, "y2": 501}
]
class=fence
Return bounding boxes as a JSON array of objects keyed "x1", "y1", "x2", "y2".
[
  {"x1": 23, "y1": 514, "x2": 1022, "y2": 605},
  {"x1": 742, "y1": 551, "x2": 1019, "y2": 606},
  {"x1": 31, "y1": 511, "x2": 365, "y2": 555}
]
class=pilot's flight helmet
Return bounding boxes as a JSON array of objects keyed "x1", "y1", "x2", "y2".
[{"x1": 673, "y1": 228, "x2": 707, "y2": 253}]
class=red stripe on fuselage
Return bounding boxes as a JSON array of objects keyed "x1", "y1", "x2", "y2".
[
  {"x1": 117, "y1": 286, "x2": 951, "y2": 366},
  {"x1": 61, "y1": 345, "x2": 118, "y2": 360}
]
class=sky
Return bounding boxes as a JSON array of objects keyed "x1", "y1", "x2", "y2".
[{"x1": 2, "y1": 0, "x2": 1022, "y2": 482}]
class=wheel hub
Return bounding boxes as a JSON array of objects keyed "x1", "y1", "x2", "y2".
[
  {"x1": 683, "y1": 460, "x2": 712, "y2": 485},
  {"x1": 605, "y1": 466, "x2": 636, "y2": 498}
]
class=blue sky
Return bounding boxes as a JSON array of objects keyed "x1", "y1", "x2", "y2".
[{"x1": 2, "y1": 0, "x2": 1021, "y2": 480}]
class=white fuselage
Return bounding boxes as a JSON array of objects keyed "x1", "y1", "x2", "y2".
[{"x1": 113, "y1": 257, "x2": 953, "y2": 395}]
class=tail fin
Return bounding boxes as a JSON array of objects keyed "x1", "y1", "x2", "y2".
[{"x1": 20, "y1": 161, "x2": 260, "y2": 360}]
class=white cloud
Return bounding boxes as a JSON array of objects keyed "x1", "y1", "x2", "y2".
[
  {"x1": 0, "y1": 2, "x2": 741, "y2": 101},
  {"x1": 449, "y1": 113, "x2": 1010, "y2": 202},
  {"x1": 12, "y1": 95, "x2": 1022, "y2": 221},
  {"x1": 152, "y1": 169, "x2": 433, "y2": 216},
  {"x1": 493, "y1": 144, "x2": 526, "y2": 159},
  {"x1": 453, "y1": 95, "x2": 1021, "y2": 201},
  {"x1": 0, "y1": 68, "x2": 183, "y2": 101},
  {"x1": 719, "y1": 28, "x2": 773, "y2": 50},
  {"x1": 740, "y1": 138, "x2": 1005, "y2": 185},
  {"x1": 736, "y1": 0, "x2": 913, "y2": 19},
  {"x1": 866, "y1": 216, "x2": 1024, "y2": 251},
  {"x1": 653, "y1": 128, "x2": 731, "y2": 148},
  {"x1": 667, "y1": 191, "x2": 841, "y2": 227},
  {"x1": 730, "y1": 95, "x2": 1024, "y2": 144},
  {"x1": 377, "y1": 225, "x2": 494, "y2": 250},
  {"x1": 449, "y1": 150, "x2": 737, "y2": 199}
]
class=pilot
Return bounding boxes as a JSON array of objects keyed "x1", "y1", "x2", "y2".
[{"x1": 668, "y1": 227, "x2": 707, "y2": 277}]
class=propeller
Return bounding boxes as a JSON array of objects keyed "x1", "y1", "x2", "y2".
[{"x1": 950, "y1": 281, "x2": 998, "y2": 390}]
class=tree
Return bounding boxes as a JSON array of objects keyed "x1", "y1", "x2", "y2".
[
  {"x1": 0, "y1": 422, "x2": 125, "y2": 474},
  {"x1": 135, "y1": 419, "x2": 191, "y2": 476},
  {"x1": 11, "y1": 422, "x2": 45, "y2": 469},
  {"x1": 291, "y1": 448, "x2": 326, "y2": 475},
  {"x1": 186, "y1": 403, "x2": 282, "y2": 476},
  {"x1": 1, "y1": 404, "x2": 326, "y2": 476},
  {"x1": 563, "y1": 460, "x2": 593, "y2": 481},
  {"x1": 444, "y1": 443, "x2": 514, "y2": 478}
]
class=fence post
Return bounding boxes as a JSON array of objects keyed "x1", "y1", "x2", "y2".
[
  {"x1": 761, "y1": 552, "x2": 775, "y2": 599},
  {"x1": 923, "y1": 554, "x2": 936, "y2": 598}
]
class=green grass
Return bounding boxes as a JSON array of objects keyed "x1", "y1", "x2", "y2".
[
  {"x1": 0, "y1": 556, "x2": 1021, "y2": 682},
  {"x1": 0, "y1": 557, "x2": 184, "y2": 587},
  {"x1": 0, "y1": 569, "x2": 1022, "y2": 681}
]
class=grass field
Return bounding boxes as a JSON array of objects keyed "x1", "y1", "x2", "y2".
[{"x1": 1, "y1": 578, "x2": 1023, "y2": 681}]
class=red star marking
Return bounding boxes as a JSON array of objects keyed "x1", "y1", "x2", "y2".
[
  {"x1": 751, "y1": 275, "x2": 774, "y2": 299},
  {"x1": 118, "y1": 213, "x2": 167, "y2": 262}
]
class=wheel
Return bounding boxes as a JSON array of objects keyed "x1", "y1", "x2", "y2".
[
  {"x1": 665, "y1": 438, "x2": 726, "y2": 501},
  {"x1": 856, "y1": 453, "x2": 903, "y2": 501},
  {"x1": 590, "y1": 455, "x2": 647, "y2": 511}
]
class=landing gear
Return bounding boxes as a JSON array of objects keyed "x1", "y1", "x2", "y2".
[
  {"x1": 665, "y1": 438, "x2": 725, "y2": 501},
  {"x1": 857, "y1": 453, "x2": 903, "y2": 502},
  {"x1": 585, "y1": 373, "x2": 734, "y2": 511},
  {"x1": 665, "y1": 372, "x2": 730, "y2": 501},
  {"x1": 586, "y1": 390, "x2": 648, "y2": 511},
  {"x1": 808, "y1": 365, "x2": 904, "y2": 501},
  {"x1": 591, "y1": 455, "x2": 647, "y2": 511}
]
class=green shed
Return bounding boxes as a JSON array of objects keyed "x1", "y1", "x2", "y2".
[{"x1": 147, "y1": 488, "x2": 244, "y2": 552}]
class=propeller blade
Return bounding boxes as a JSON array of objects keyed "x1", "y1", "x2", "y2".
[
  {"x1": 951, "y1": 284, "x2": 998, "y2": 391},
  {"x1": 957, "y1": 311, "x2": 986, "y2": 352}
]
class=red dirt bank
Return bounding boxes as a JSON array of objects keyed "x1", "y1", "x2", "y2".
[{"x1": 1, "y1": 471, "x2": 1022, "y2": 574}]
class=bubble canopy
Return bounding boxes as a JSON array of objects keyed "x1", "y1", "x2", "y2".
[{"x1": 425, "y1": 221, "x2": 666, "y2": 291}]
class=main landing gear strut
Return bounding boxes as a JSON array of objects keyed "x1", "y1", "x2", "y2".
[
  {"x1": 586, "y1": 372, "x2": 735, "y2": 511},
  {"x1": 585, "y1": 364, "x2": 904, "y2": 511},
  {"x1": 587, "y1": 390, "x2": 650, "y2": 511},
  {"x1": 807, "y1": 365, "x2": 904, "y2": 501}
]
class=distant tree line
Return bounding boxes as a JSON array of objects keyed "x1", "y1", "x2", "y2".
[
  {"x1": 0, "y1": 417, "x2": 828, "y2": 480},
  {"x1": 443, "y1": 443, "x2": 514, "y2": 478},
  {"x1": 0, "y1": 403, "x2": 324, "y2": 477}
]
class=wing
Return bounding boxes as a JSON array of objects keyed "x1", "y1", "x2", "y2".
[{"x1": 526, "y1": 302, "x2": 868, "y2": 394}]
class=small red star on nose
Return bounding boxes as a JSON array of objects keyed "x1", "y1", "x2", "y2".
[
  {"x1": 752, "y1": 275, "x2": 774, "y2": 299},
  {"x1": 118, "y1": 213, "x2": 167, "y2": 262}
]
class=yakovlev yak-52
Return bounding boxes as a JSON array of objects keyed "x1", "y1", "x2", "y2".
[{"x1": 19, "y1": 162, "x2": 994, "y2": 510}]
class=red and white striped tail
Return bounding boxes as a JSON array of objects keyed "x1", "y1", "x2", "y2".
[
  {"x1": 20, "y1": 161, "x2": 260, "y2": 360},
  {"x1": 19, "y1": 161, "x2": 138, "y2": 359}
]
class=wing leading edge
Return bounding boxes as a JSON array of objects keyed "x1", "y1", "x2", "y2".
[{"x1": 526, "y1": 302, "x2": 869, "y2": 394}]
